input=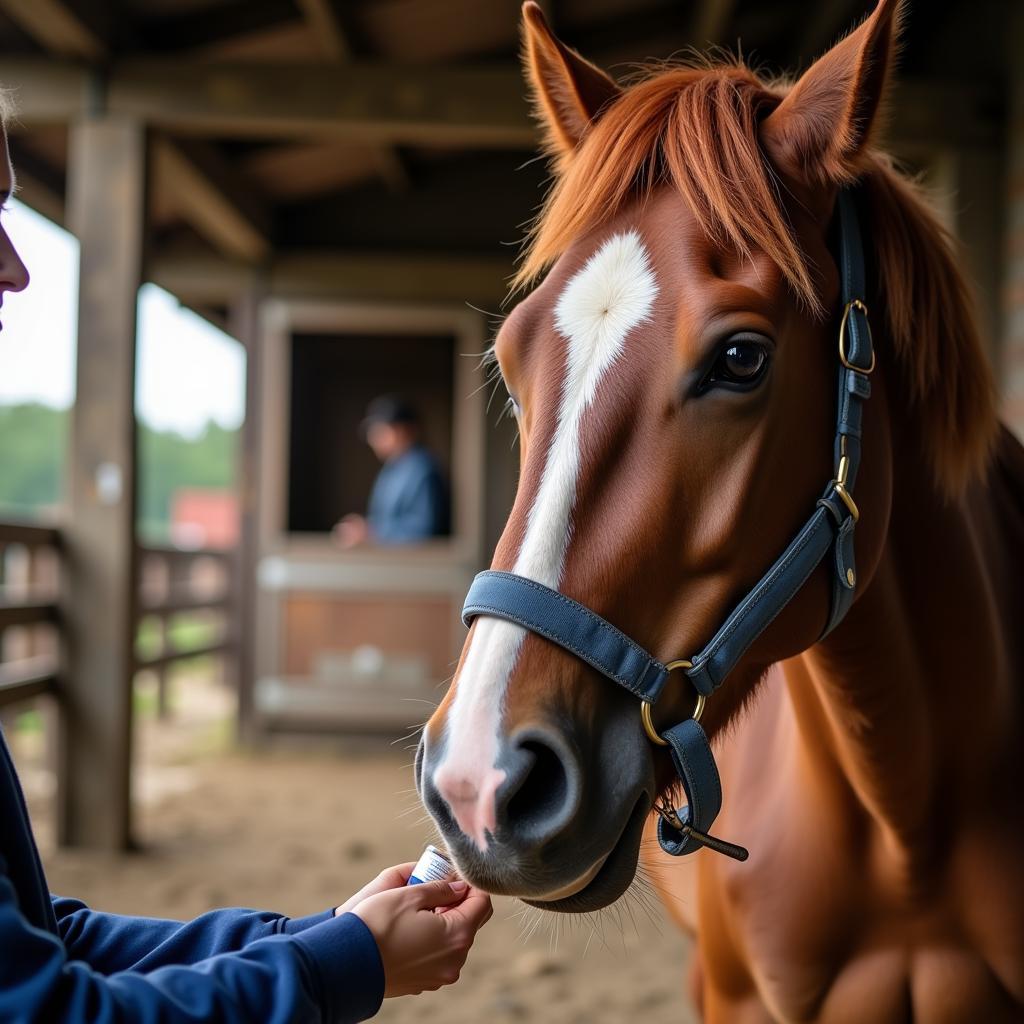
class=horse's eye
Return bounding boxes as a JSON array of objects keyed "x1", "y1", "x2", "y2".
[{"x1": 700, "y1": 334, "x2": 772, "y2": 393}]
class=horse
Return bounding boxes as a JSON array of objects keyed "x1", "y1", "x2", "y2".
[{"x1": 417, "y1": 1, "x2": 1024, "y2": 1018}]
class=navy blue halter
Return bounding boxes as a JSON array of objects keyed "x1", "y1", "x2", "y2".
[{"x1": 463, "y1": 189, "x2": 874, "y2": 862}]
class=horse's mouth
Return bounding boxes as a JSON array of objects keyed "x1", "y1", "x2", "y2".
[{"x1": 521, "y1": 793, "x2": 650, "y2": 913}]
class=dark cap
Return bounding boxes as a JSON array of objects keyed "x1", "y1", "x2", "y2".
[{"x1": 360, "y1": 395, "x2": 419, "y2": 437}]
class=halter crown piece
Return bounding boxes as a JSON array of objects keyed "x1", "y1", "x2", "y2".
[{"x1": 462, "y1": 189, "x2": 874, "y2": 862}]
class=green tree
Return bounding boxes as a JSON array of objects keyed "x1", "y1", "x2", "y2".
[{"x1": 0, "y1": 402, "x2": 238, "y2": 539}]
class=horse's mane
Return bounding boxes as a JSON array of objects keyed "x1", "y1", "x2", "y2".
[{"x1": 517, "y1": 62, "x2": 998, "y2": 495}]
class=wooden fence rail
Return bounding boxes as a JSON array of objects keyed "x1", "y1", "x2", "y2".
[{"x1": 0, "y1": 520, "x2": 240, "y2": 845}]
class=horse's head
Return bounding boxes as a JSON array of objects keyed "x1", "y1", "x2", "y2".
[{"x1": 418, "y1": 0, "x2": 987, "y2": 911}]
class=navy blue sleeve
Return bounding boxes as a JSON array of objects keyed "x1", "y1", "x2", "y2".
[
  {"x1": 2, "y1": 877, "x2": 384, "y2": 1024},
  {"x1": 53, "y1": 896, "x2": 336, "y2": 973}
]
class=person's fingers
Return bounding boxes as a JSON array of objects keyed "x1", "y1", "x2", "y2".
[
  {"x1": 445, "y1": 890, "x2": 492, "y2": 931},
  {"x1": 374, "y1": 861, "x2": 417, "y2": 889},
  {"x1": 409, "y1": 879, "x2": 468, "y2": 910}
]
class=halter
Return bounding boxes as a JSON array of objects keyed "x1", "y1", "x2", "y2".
[{"x1": 462, "y1": 189, "x2": 874, "y2": 862}]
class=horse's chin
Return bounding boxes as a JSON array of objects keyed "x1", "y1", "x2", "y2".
[{"x1": 521, "y1": 794, "x2": 650, "y2": 914}]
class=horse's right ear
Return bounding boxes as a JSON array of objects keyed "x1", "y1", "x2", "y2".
[{"x1": 521, "y1": 2, "x2": 621, "y2": 168}]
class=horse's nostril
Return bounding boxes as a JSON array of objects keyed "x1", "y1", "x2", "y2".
[{"x1": 498, "y1": 730, "x2": 578, "y2": 841}]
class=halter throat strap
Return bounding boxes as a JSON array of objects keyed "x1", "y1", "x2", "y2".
[{"x1": 461, "y1": 188, "x2": 873, "y2": 861}]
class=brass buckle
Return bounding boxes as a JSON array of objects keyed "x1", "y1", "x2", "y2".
[
  {"x1": 641, "y1": 659, "x2": 705, "y2": 747},
  {"x1": 833, "y1": 438, "x2": 860, "y2": 522},
  {"x1": 838, "y1": 298, "x2": 875, "y2": 374}
]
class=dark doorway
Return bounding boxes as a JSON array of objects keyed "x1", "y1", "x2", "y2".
[{"x1": 287, "y1": 333, "x2": 455, "y2": 534}]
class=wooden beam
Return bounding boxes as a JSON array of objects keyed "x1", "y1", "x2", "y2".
[
  {"x1": 3, "y1": 59, "x2": 1000, "y2": 152},
  {"x1": 292, "y1": 0, "x2": 411, "y2": 190},
  {"x1": 296, "y1": 0, "x2": 351, "y2": 60},
  {"x1": 229, "y1": 283, "x2": 262, "y2": 745},
  {"x1": 798, "y1": 0, "x2": 864, "y2": 63},
  {"x1": 149, "y1": 249, "x2": 514, "y2": 306},
  {"x1": 61, "y1": 116, "x2": 147, "y2": 852},
  {"x1": 692, "y1": 0, "x2": 737, "y2": 45},
  {"x1": 152, "y1": 138, "x2": 271, "y2": 264},
  {"x1": 105, "y1": 62, "x2": 534, "y2": 146},
  {"x1": 0, "y1": 0, "x2": 106, "y2": 60},
  {"x1": 0, "y1": 655, "x2": 58, "y2": 708}
]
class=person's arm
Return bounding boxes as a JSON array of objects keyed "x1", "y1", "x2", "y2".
[
  {"x1": 53, "y1": 862, "x2": 421, "y2": 972},
  {"x1": 53, "y1": 896, "x2": 334, "y2": 974},
  {"x1": 3, "y1": 875, "x2": 383, "y2": 1024}
]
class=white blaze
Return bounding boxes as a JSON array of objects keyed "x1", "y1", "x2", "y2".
[{"x1": 434, "y1": 231, "x2": 658, "y2": 849}]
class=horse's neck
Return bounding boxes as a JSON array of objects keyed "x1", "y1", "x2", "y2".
[{"x1": 787, "y1": 434, "x2": 1018, "y2": 874}]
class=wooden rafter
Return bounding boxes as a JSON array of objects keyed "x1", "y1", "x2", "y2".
[
  {"x1": 798, "y1": 0, "x2": 865, "y2": 63},
  {"x1": 692, "y1": 0, "x2": 737, "y2": 46},
  {"x1": 294, "y1": 0, "x2": 410, "y2": 191},
  {"x1": 2, "y1": 59, "x2": 1001, "y2": 152},
  {"x1": 152, "y1": 138, "x2": 271, "y2": 264},
  {"x1": 0, "y1": 0, "x2": 105, "y2": 60},
  {"x1": 149, "y1": 249, "x2": 513, "y2": 306}
]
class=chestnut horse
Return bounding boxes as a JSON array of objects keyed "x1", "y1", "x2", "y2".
[{"x1": 417, "y1": 1, "x2": 1024, "y2": 1018}]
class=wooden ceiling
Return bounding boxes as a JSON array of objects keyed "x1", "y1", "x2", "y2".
[{"x1": 0, "y1": 0, "x2": 1012, "y2": 312}]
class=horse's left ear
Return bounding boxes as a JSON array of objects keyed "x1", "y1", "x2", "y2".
[
  {"x1": 521, "y1": 1, "x2": 621, "y2": 167},
  {"x1": 760, "y1": 0, "x2": 903, "y2": 186}
]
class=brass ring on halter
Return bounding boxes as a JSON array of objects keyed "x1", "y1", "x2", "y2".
[
  {"x1": 641, "y1": 659, "x2": 704, "y2": 746},
  {"x1": 838, "y1": 298, "x2": 875, "y2": 374}
]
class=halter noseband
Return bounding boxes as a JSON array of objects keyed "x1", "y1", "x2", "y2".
[{"x1": 462, "y1": 189, "x2": 874, "y2": 862}]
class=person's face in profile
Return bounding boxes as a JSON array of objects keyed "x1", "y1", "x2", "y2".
[
  {"x1": 366, "y1": 422, "x2": 408, "y2": 462},
  {"x1": 0, "y1": 133, "x2": 31, "y2": 323}
]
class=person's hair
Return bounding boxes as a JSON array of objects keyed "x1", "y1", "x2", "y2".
[{"x1": 0, "y1": 86, "x2": 14, "y2": 129}]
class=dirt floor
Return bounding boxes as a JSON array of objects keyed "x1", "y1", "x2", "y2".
[{"x1": 11, "y1": 673, "x2": 697, "y2": 1024}]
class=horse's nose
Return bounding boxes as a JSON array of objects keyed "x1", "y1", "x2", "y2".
[{"x1": 427, "y1": 726, "x2": 581, "y2": 851}]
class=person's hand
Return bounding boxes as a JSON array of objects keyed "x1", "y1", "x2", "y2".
[
  {"x1": 332, "y1": 513, "x2": 369, "y2": 548},
  {"x1": 352, "y1": 879, "x2": 493, "y2": 997},
  {"x1": 334, "y1": 863, "x2": 416, "y2": 918}
]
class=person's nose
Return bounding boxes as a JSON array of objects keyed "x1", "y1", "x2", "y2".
[{"x1": 0, "y1": 226, "x2": 30, "y2": 295}]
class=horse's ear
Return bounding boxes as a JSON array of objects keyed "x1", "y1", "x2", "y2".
[
  {"x1": 760, "y1": 0, "x2": 903, "y2": 186},
  {"x1": 521, "y1": 1, "x2": 621, "y2": 167}
]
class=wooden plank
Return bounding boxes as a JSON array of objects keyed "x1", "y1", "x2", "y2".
[
  {"x1": 105, "y1": 61, "x2": 535, "y2": 147},
  {"x1": 0, "y1": 60, "x2": 90, "y2": 125},
  {"x1": 0, "y1": 600, "x2": 58, "y2": 630},
  {"x1": 692, "y1": 0, "x2": 736, "y2": 45},
  {"x1": 149, "y1": 249, "x2": 513, "y2": 305},
  {"x1": 60, "y1": 116, "x2": 147, "y2": 852},
  {"x1": 151, "y1": 137, "x2": 271, "y2": 263},
  {"x1": 229, "y1": 283, "x2": 263, "y2": 745},
  {"x1": 798, "y1": 0, "x2": 864, "y2": 62},
  {"x1": 0, "y1": 655, "x2": 58, "y2": 708},
  {"x1": 138, "y1": 590, "x2": 230, "y2": 615},
  {"x1": 0, "y1": 0, "x2": 106, "y2": 60},
  {"x1": 0, "y1": 521, "x2": 61, "y2": 547},
  {"x1": 296, "y1": 0, "x2": 351, "y2": 60},
  {"x1": 293, "y1": 0, "x2": 410, "y2": 190},
  {"x1": 135, "y1": 640, "x2": 230, "y2": 670},
  {"x1": 6, "y1": 58, "x2": 1000, "y2": 153}
]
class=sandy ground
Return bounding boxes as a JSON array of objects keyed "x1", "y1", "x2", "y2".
[{"x1": 12, "y1": 675, "x2": 697, "y2": 1024}]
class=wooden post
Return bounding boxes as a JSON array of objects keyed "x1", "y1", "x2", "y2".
[
  {"x1": 59, "y1": 116, "x2": 147, "y2": 850},
  {"x1": 230, "y1": 283, "x2": 263, "y2": 745}
]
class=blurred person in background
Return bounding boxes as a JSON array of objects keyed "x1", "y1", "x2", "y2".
[
  {"x1": 333, "y1": 396, "x2": 450, "y2": 548},
  {"x1": 0, "y1": 100, "x2": 491, "y2": 1024}
]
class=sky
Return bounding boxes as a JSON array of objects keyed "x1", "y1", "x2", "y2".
[{"x1": 0, "y1": 198, "x2": 245, "y2": 437}]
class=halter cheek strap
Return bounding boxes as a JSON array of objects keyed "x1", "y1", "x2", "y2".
[{"x1": 461, "y1": 188, "x2": 874, "y2": 862}]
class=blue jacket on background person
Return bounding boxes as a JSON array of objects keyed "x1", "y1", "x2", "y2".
[
  {"x1": 0, "y1": 727, "x2": 383, "y2": 1023},
  {"x1": 367, "y1": 444, "x2": 450, "y2": 544}
]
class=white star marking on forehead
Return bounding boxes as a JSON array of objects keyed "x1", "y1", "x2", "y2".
[{"x1": 434, "y1": 231, "x2": 658, "y2": 852}]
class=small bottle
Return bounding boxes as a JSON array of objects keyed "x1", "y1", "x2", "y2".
[{"x1": 407, "y1": 844, "x2": 457, "y2": 885}]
